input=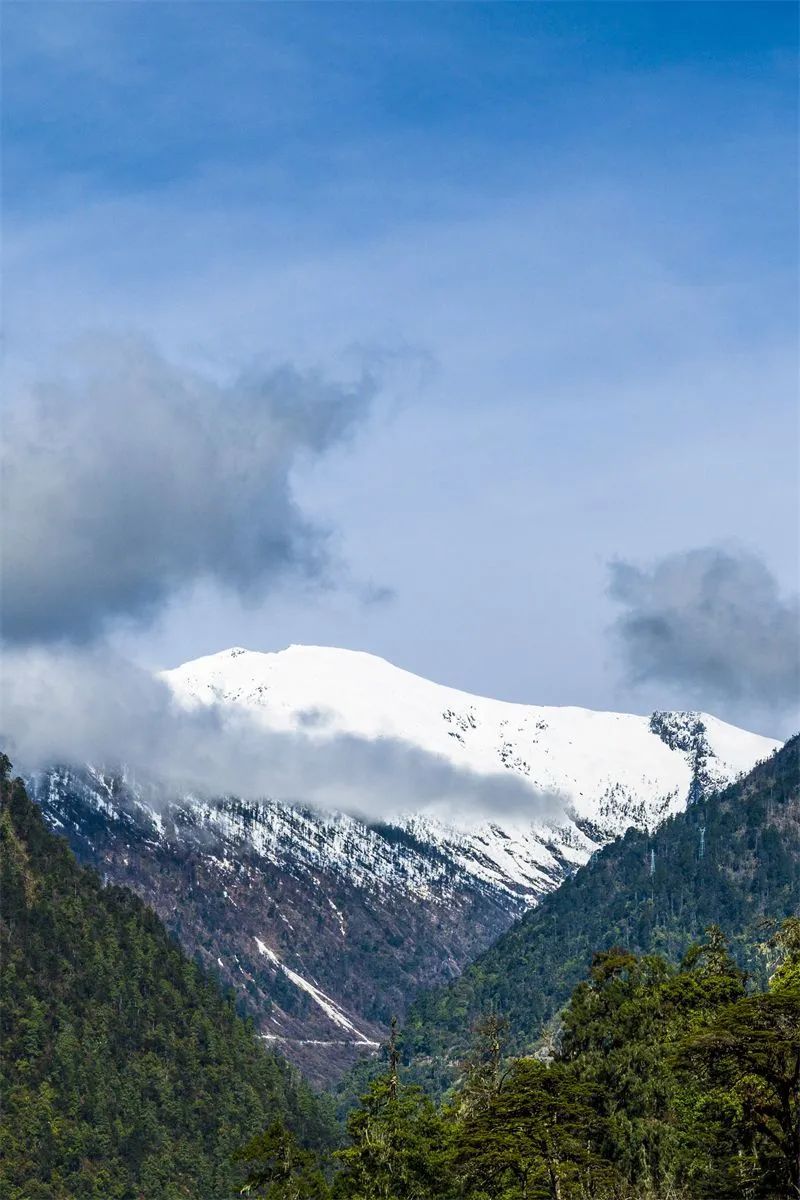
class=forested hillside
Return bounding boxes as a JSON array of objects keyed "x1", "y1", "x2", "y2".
[
  {"x1": 31, "y1": 645, "x2": 776, "y2": 1087},
  {"x1": 0, "y1": 758, "x2": 337, "y2": 1200},
  {"x1": 401, "y1": 735, "x2": 799, "y2": 1090},
  {"x1": 240, "y1": 923, "x2": 800, "y2": 1198},
  {"x1": 3, "y1": 741, "x2": 798, "y2": 1200}
]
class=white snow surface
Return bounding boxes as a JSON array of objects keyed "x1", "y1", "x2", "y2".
[
  {"x1": 159, "y1": 645, "x2": 779, "y2": 903},
  {"x1": 164, "y1": 644, "x2": 776, "y2": 822}
]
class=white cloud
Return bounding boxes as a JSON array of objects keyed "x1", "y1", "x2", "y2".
[
  {"x1": 609, "y1": 546, "x2": 800, "y2": 719},
  {"x1": 2, "y1": 337, "x2": 373, "y2": 643},
  {"x1": 0, "y1": 644, "x2": 563, "y2": 824}
]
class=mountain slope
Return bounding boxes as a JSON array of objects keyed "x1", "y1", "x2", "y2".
[
  {"x1": 29, "y1": 645, "x2": 778, "y2": 1085},
  {"x1": 0, "y1": 759, "x2": 337, "y2": 1200},
  {"x1": 165, "y1": 645, "x2": 775, "y2": 848},
  {"x1": 32, "y1": 761, "x2": 530, "y2": 1085},
  {"x1": 401, "y1": 735, "x2": 800, "y2": 1092}
]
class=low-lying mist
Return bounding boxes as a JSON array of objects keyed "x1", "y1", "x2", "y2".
[{"x1": 1, "y1": 644, "x2": 564, "y2": 828}]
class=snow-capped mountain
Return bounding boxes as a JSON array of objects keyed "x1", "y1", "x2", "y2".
[
  {"x1": 163, "y1": 645, "x2": 775, "y2": 898},
  {"x1": 30, "y1": 645, "x2": 779, "y2": 1084}
]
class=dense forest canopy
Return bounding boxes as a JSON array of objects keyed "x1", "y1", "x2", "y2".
[
  {"x1": 0, "y1": 757, "x2": 338, "y2": 1200},
  {"x1": 399, "y1": 736, "x2": 800, "y2": 1091},
  {"x1": 237, "y1": 921, "x2": 800, "y2": 1198},
  {"x1": 2, "y1": 738, "x2": 798, "y2": 1199}
]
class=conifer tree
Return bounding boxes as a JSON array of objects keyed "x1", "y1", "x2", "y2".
[
  {"x1": 681, "y1": 918, "x2": 800, "y2": 1198},
  {"x1": 236, "y1": 1120, "x2": 330, "y2": 1199},
  {"x1": 456, "y1": 1013, "x2": 510, "y2": 1118},
  {"x1": 454, "y1": 1057, "x2": 606, "y2": 1200},
  {"x1": 333, "y1": 1018, "x2": 450, "y2": 1199}
]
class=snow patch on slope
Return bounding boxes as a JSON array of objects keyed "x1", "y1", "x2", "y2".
[{"x1": 254, "y1": 937, "x2": 379, "y2": 1046}]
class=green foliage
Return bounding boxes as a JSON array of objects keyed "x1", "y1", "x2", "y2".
[
  {"x1": 236, "y1": 1121, "x2": 331, "y2": 1198},
  {"x1": 0, "y1": 769, "x2": 338, "y2": 1200},
  {"x1": 246, "y1": 924, "x2": 800, "y2": 1199},
  {"x1": 453, "y1": 1058, "x2": 608, "y2": 1199},
  {"x1": 679, "y1": 925, "x2": 800, "y2": 1198},
  {"x1": 333, "y1": 1020, "x2": 451, "y2": 1199},
  {"x1": 402, "y1": 737, "x2": 800, "y2": 1083}
]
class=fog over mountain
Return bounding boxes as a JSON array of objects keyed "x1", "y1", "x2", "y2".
[
  {"x1": 22, "y1": 643, "x2": 779, "y2": 1081},
  {"x1": 2, "y1": 644, "x2": 557, "y2": 824}
]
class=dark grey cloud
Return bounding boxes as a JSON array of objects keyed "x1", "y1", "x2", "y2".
[
  {"x1": 0, "y1": 645, "x2": 564, "y2": 825},
  {"x1": 1, "y1": 337, "x2": 373, "y2": 644},
  {"x1": 608, "y1": 547, "x2": 799, "y2": 712}
]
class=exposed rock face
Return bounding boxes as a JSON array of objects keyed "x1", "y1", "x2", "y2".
[{"x1": 32, "y1": 766, "x2": 531, "y2": 1085}]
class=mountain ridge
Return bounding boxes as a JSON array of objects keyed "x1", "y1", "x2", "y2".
[
  {"x1": 26, "y1": 644, "x2": 779, "y2": 1084},
  {"x1": 396, "y1": 734, "x2": 800, "y2": 1098}
]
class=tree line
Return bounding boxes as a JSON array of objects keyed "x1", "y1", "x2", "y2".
[
  {"x1": 400, "y1": 735, "x2": 800, "y2": 1091},
  {"x1": 240, "y1": 921, "x2": 800, "y2": 1199}
]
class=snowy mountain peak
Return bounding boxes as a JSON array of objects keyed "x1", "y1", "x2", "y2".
[
  {"x1": 34, "y1": 645, "x2": 782, "y2": 1081},
  {"x1": 163, "y1": 644, "x2": 778, "y2": 838}
]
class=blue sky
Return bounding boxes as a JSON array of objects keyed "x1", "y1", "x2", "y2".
[{"x1": 3, "y1": 2, "x2": 798, "y2": 735}]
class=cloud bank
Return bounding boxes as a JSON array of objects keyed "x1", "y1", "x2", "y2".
[
  {"x1": 0, "y1": 646, "x2": 562, "y2": 826},
  {"x1": 1, "y1": 337, "x2": 373, "y2": 644},
  {"x1": 1, "y1": 336, "x2": 561, "y2": 826},
  {"x1": 608, "y1": 547, "x2": 800, "y2": 714}
]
